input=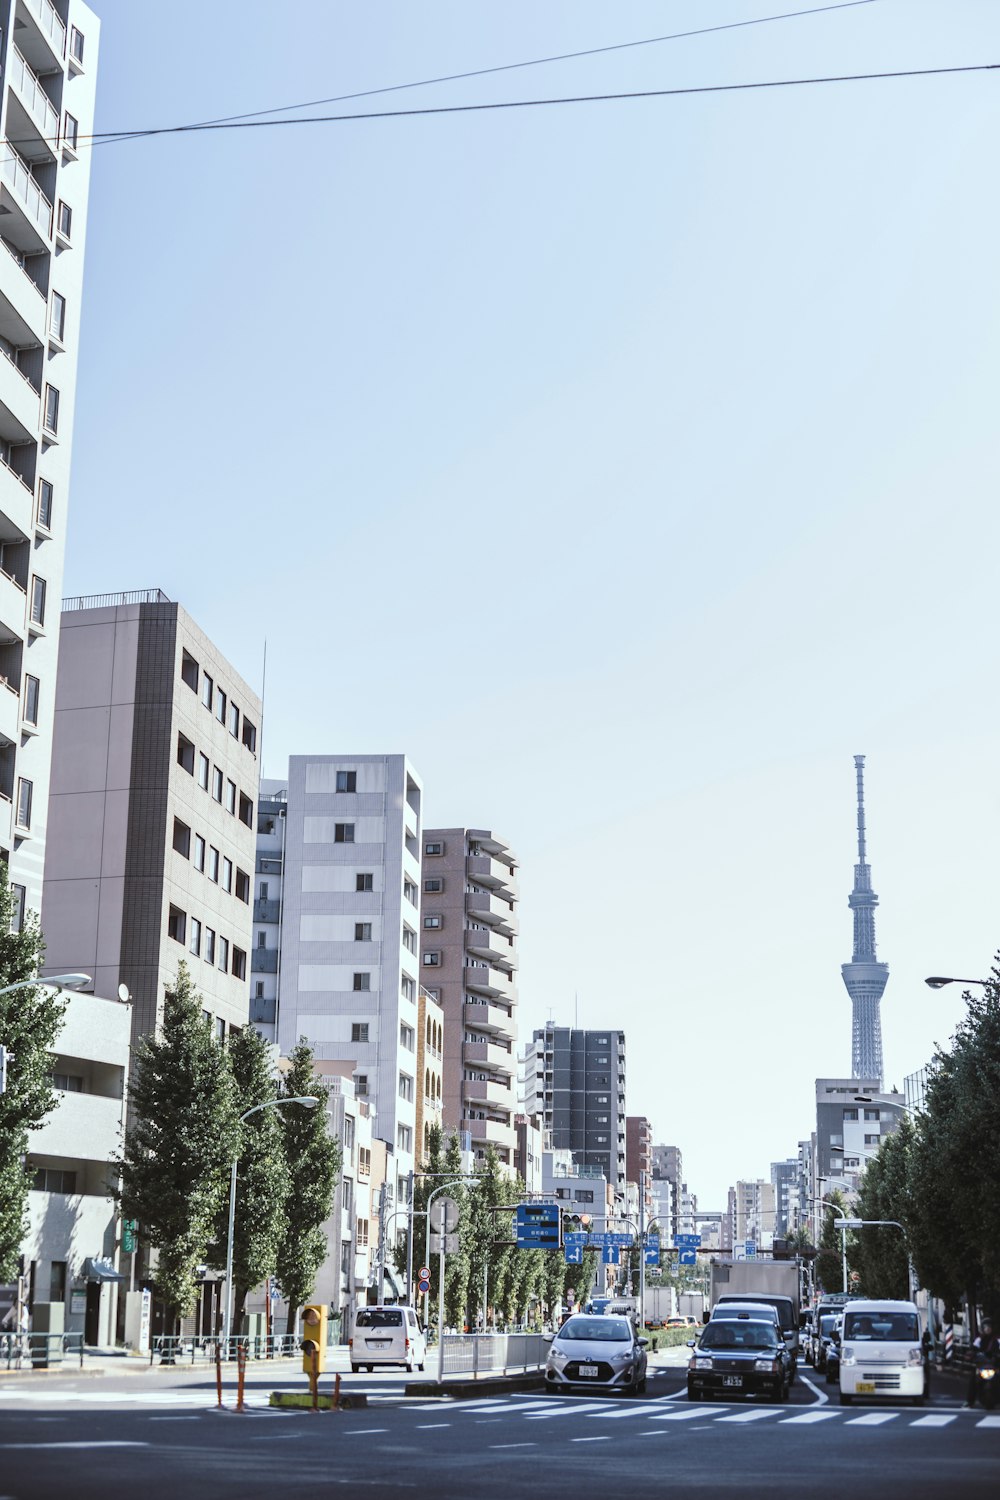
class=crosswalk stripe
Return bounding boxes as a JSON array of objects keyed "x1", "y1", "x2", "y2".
[
  {"x1": 649, "y1": 1407, "x2": 711, "y2": 1421},
  {"x1": 715, "y1": 1409, "x2": 781, "y2": 1423},
  {"x1": 845, "y1": 1412, "x2": 897, "y2": 1426},
  {"x1": 525, "y1": 1404, "x2": 614, "y2": 1421},
  {"x1": 591, "y1": 1406, "x2": 665, "y2": 1419},
  {"x1": 975, "y1": 1415, "x2": 1000, "y2": 1428},
  {"x1": 778, "y1": 1410, "x2": 841, "y2": 1425},
  {"x1": 910, "y1": 1415, "x2": 956, "y2": 1428}
]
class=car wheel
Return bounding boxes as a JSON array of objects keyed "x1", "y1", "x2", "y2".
[
  {"x1": 366, "y1": 1365, "x2": 374, "y2": 1373},
  {"x1": 840, "y1": 1393, "x2": 853, "y2": 1406},
  {"x1": 351, "y1": 1364, "x2": 359, "y2": 1374},
  {"x1": 637, "y1": 1377, "x2": 647, "y2": 1395}
]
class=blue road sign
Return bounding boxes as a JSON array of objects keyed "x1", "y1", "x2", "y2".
[
  {"x1": 672, "y1": 1233, "x2": 702, "y2": 1249},
  {"x1": 745, "y1": 1242, "x2": 757, "y2": 1259},
  {"x1": 515, "y1": 1202, "x2": 561, "y2": 1250},
  {"x1": 565, "y1": 1243, "x2": 583, "y2": 1264},
  {"x1": 643, "y1": 1246, "x2": 660, "y2": 1266},
  {"x1": 678, "y1": 1249, "x2": 697, "y2": 1266},
  {"x1": 602, "y1": 1245, "x2": 619, "y2": 1265},
  {"x1": 417, "y1": 1277, "x2": 431, "y2": 1294}
]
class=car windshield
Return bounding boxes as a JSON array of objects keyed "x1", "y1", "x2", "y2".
[
  {"x1": 356, "y1": 1310, "x2": 403, "y2": 1328},
  {"x1": 558, "y1": 1317, "x2": 631, "y2": 1343},
  {"x1": 701, "y1": 1321, "x2": 778, "y2": 1351},
  {"x1": 820, "y1": 1316, "x2": 840, "y2": 1336},
  {"x1": 843, "y1": 1312, "x2": 919, "y2": 1342}
]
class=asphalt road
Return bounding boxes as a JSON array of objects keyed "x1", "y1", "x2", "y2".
[{"x1": 0, "y1": 1358, "x2": 996, "y2": 1499}]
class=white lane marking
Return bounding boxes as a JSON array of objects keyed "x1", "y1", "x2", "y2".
[
  {"x1": 591, "y1": 1406, "x2": 660, "y2": 1419},
  {"x1": 451, "y1": 1399, "x2": 515, "y2": 1411},
  {"x1": 148, "y1": 1417, "x2": 199, "y2": 1422},
  {"x1": 799, "y1": 1375, "x2": 829, "y2": 1406},
  {"x1": 638, "y1": 1428, "x2": 668, "y2": 1435},
  {"x1": 416, "y1": 1423, "x2": 450, "y2": 1430},
  {"x1": 975, "y1": 1415, "x2": 1000, "y2": 1428},
  {"x1": 525, "y1": 1403, "x2": 615, "y2": 1421},
  {"x1": 570, "y1": 1435, "x2": 611, "y2": 1443},
  {"x1": 779, "y1": 1411, "x2": 842, "y2": 1425},
  {"x1": 910, "y1": 1414, "x2": 956, "y2": 1428},
  {"x1": 0, "y1": 1440, "x2": 149, "y2": 1450},
  {"x1": 489, "y1": 1442, "x2": 537, "y2": 1449},
  {"x1": 846, "y1": 1412, "x2": 898, "y2": 1427},
  {"x1": 343, "y1": 1428, "x2": 388, "y2": 1436},
  {"x1": 409, "y1": 1403, "x2": 452, "y2": 1411},
  {"x1": 715, "y1": 1408, "x2": 782, "y2": 1423},
  {"x1": 649, "y1": 1407, "x2": 715, "y2": 1421}
]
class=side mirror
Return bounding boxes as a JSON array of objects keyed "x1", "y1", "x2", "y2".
[
  {"x1": 686, "y1": 1338, "x2": 696, "y2": 1348},
  {"x1": 542, "y1": 1331, "x2": 555, "y2": 1342},
  {"x1": 638, "y1": 1337, "x2": 648, "y2": 1347}
]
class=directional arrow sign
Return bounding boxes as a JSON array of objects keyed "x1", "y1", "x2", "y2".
[{"x1": 678, "y1": 1249, "x2": 697, "y2": 1266}]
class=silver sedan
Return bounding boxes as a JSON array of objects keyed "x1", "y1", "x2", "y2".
[{"x1": 544, "y1": 1315, "x2": 648, "y2": 1395}]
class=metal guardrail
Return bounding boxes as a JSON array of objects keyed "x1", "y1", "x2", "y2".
[
  {"x1": 150, "y1": 1333, "x2": 300, "y2": 1366},
  {"x1": 1, "y1": 1332, "x2": 84, "y2": 1369},
  {"x1": 62, "y1": 589, "x2": 172, "y2": 612},
  {"x1": 437, "y1": 1331, "x2": 549, "y2": 1378}
]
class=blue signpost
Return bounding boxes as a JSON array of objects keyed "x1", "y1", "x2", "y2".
[
  {"x1": 678, "y1": 1249, "x2": 697, "y2": 1266},
  {"x1": 515, "y1": 1203, "x2": 561, "y2": 1250}
]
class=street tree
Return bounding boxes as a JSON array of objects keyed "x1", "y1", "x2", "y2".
[
  {"x1": 275, "y1": 1039, "x2": 340, "y2": 1333},
  {"x1": 851, "y1": 1119, "x2": 913, "y2": 1300},
  {"x1": 0, "y1": 872, "x2": 62, "y2": 1282},
  {"x1": 208, "y1": 1025, "x2": 290, "y2": 1329},
  {"x1": 119, "y1": 963, "x2": 238, "y2": 1328},
  {"x1": 815, "y1": 1190, "x2": 849, "y2": 1295}
]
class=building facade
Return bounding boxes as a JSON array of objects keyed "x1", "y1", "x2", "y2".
[
  {"x1": 522, "y1": 1027, "x2": 626, "y2": 1204},
  {"x1": 625, "y1": 1115, "x2": 653, "y2": 1214},
  {"x1": 727, "y1": 1179, "x2": 776, "y2": 1254},
  {"x1": 770, "y1": 1158, "x2": 800, "y2": 1239},
  {"x1": 420, "y1": 828, "x2": 518, "y2": 1168},
  {"x1": 41, "y1": 595, "x2": 261, "y2": 1046},
  {"x1": 651, "y1": 1144, "x2": 684, "y2": 1238},
  {"x1": 415, "y1": 985, "x2": 444, "y2": 1163},
  {"x1": 813, "y1": 1076, "x2": 906, "y2": 1201},
  {"x1": 0, "y1": 2, "x2": 99, "y2": 920},
  {"x1": 274, "y1": 754, "x2": 423, "y2": 1206},
  {"x1": 249, "y1": 780, "x2": 287, "y2": 1043}
]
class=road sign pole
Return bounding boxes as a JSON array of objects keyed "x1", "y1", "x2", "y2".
[{"x1": 436, "y1": 1242, "x2": 446, "y2": 1387}]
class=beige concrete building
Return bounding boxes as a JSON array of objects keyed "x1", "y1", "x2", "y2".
[
  {"x1": 420, "y1": 828, "x2": 518, "y2": 1167},
  {"x1": 41, "y1": 593, "x2": 261, "y2": 1045}
]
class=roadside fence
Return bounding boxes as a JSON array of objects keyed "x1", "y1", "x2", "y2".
[
  {"x1": 437, "y1": 1332, "x2": 549, "y2": 1378},
  {"x1": 1, "y1": 1331, "x2": 84, "y2": 1370},
  {"x1": 151, "y1": 1333, "x2": 300, "y2": 1367}
]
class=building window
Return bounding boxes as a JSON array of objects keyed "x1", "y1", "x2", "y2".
[
  {"x1": 843, "y1": 1108, "x2": 858, "y2": 1121},
  {"x1": 63, "y1": 113, "x2": 79, "y2": 151},
  {"x1": 225, "y1": 779, "x2": 236, "y2": 814},
  {"x1": 168, "y1": 905, "x2": 187, "y2": 944},
  {"x1": 403, "y1": 879, "x2": 417, "y2": 906},
  {"x1": 424, "y1": 841, "x2": 443, "y2": 856},
  {"x1": 198, "y1": 752, "x2": 209, "y2": 790},
  {"x1": 50, "y1": 292, "x2": 66, "y2": 343},
  {"x1": 193, "y1": 835, "x2": 205, "y2": 872},
  {"x1": 355, "y1": 922, "x2": 372, "y2": 942},
  {"x1": 238, "y1": 793, "x2": 253, "y2": 828},
  {"x1": 22, "y1": 675, "x2": 39, "y2": 727},
  {"x1": 215, "y1": 689, "x2": 227, "y2": 726},
  {"x1": 402, "y1": 927, "x2": 416, "y2": 954},
  {"x1": 336, "y1": 770, "x2": 356, "y2": 792},
  {"x1": 180, "y1": 650, "x2": 199, "y2": 692},
  {"x1": 235, "y1": 868, "x2": 250, "y2": 903},
  {"x1": 356, "y1": 873, "x2": 373, "y2": 892},
  {"x1": 256, "y1": 932, "x2": 266, "y2": 948},
  {"x1": 400, "y1": 1023, "x2": 415, "y2": 1050},
  {"x1": 189, "y1": 917, "x2": 201, "y2": 957},
  {"x1": 33, "y1": 1168, "x2": 76, "y2": 1194},
  {"x1": 864, "y1": 1109, "x2": 880, "y2": 1121},
  {"x1": 30, "y1": 576, "x2": 46, "y2": 627},
  {"x1": 208, "y1": 846, "x2": 220, "y2": 883},
  {"x1": 69, "y1": 26, "x2": 85, "y2": 65},
  {"x1": 358, "y1": 1147, "x2": 371, "y2": 1178},
  {"x1": 232, "y1": 947, "x2": 246, "y2": 980},
  {"x1": 259, "y1": 882, "x2": 269, "y2": 901},
  {"x1": 397, "y1": 1125, "x2": 412, "y2": 1152},
  {"x1": 864, "y1": 1133, "x2": 880, "y2": 1146},
  {"x1": 219, "y1": 936, "x2": 229, "y2": 972},
  {"x1": 222, "y1": 857, "x2": 233, "y2": 893},
  {"x1": 43, "y1": 386, "x2": 59, "y2": 436},
  {"x1": 15, "y1": 778, "x2": 31, "y2": 830},
  {"x1": 398, "y1": 1073, "x2": 414, "y2": 1102},
  {"x1": 423, "y1": 915, "x2": 441, "y2": 929},
  {"x1": 353, "y1": 973, "x2": 370, "y2": 992},
  {"x1": 356, "y1": 1074, "x2": 368, "y2": 1096},
  {"x1": 37, "y1": 479, "x2": 53, "y2": 530},
  {"x1": 334, "y1": 823, "x2": 354, "y2": 844},
  {"x1": 57, "y1": 200, "x2": 72, "y2": 241},
  {"x1": 422, "y1": 952, "x2": 441, "y2": 967},
  {"x1": 242, "y1": 718, "x2": 257, "y2": 753},
  {"x1": 201, "y1": 673, "x2": 213, "y2": 711},
  {"x1": 254, "y1": 981, "x2": 264, "y2": 999},
  {"x1": 212, "y1": 767, "x2": 223, "y2": 802},
  {"x1": 401, "y1": 975, "x2": 415, "y2": 1002},
  {"x1": 176, "y1": 735, "x2": 195, "y2": 775},
  {"x1": 423, "y1": 878, "x2": 443, "y2": 893},
  {"x1": 228, "y1": 702, "x2": 239, "y2": 737},
  {"x1": 356, "y1": 1217, "x2": 369, "y2": 1250},
  {"x1": 9, "y1": 883, "x2": 25, "y2": 933},
  {"x1": 205, "y1": 928, "x2": 216, "y2": 965},
  {"x1": 172, "y1": 818, "x2": 191, "y2": 858},
  {"x1": 351, "y1": 1023, "x2": 369, "y2": 1043}
]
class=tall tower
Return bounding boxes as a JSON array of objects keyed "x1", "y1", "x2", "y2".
[{"x1": 840, "y1": 754, "x2": 888, "y2": 1085}]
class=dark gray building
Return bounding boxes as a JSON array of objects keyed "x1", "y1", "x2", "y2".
[
  {"x1": 651, "y1": 1144, "x2": 684, "y2": 1238},
  {"x1": 521, "y1": 1026, "x2": 626, "y2": 1205}
]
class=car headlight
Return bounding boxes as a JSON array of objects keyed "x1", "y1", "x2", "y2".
[
  {"x1": 754, "y1": 1358, "x2": 781, "y2": 1372},
  {"x1": 610, "y1": 1350, "x2": 634, "y2": 1364},
  {"x1": 841, "y1": 1347, "x2": 855, "y2": 1365},
  {"x1": 979, "y1": 1367, "x2": 997, "y2": 1379},
  {"x1": 547, "y1": 1347, "x2": 568, "y2": 1369},
  {"x1": 907, "y1": 1348, "x2": 923, "y2": 1366},
  {"x1": 691, "y1": 1356, "x2": 713, "y2": 1371}
]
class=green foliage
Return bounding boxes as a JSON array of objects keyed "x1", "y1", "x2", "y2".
[
  {"x1": 413, "y1": 1126, "x2": 470, "y2": 1328},
  {"x1": 0, "y1": 872, "x2": 58, "y2": 1282},
  {"x1": 851, "y1": 1121, "x2": 912, "y2": 1300},
  {"x1": 815, "y1": 1191, "x2": 848, "y2": 1295},
  {"x1": 275, "y1": 1040, "x2": 341, "y2": 1331},
  {"x1": 207, "y1": 1026, "x2": 291, "y2": 1325},
  {"x1": 119, "y1": 963, "x2": 238, "y2": 1322},
  {"x1": 463, "y1": 1146, "x2": 521, "y2": 1327}
]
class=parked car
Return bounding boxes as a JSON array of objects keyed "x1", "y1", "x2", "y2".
[
  {"x1": 687, "y1": 1316, "x2": 791, "y2": 1403},
  {"x1": 545, "y1": 1314, "x2": 648, "y2": 1395}
]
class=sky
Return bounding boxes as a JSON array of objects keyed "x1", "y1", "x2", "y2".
[{"x1": 65, "y1": 1, "x2": 1000, "y2": 1206}]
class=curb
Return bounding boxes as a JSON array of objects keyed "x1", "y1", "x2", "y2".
[
  {"x1": 404, "y1": 1373, "x2": 545, "y2": 1399},
  {"x1": 269, "y1": 1391, "x2": 369, "y2": 1410}
]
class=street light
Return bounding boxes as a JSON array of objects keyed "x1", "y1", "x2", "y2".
[
  {"x1": 0, "y1": 972, "x2": 92, "y2": 997},
  {"x1": 924, "y1": 976, "x2": 987, "y2": 989},
  {"x1": 222, "y1": 1095, "x2": 319, "y2": 1351}
]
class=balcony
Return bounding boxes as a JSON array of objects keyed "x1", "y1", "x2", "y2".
[
  {"x1": 462, "y1": 1077, "x2": 514, "y2": 1110},
  {"x1": 253, "y1": 897, "x2": 281, "y2": 923},
  {"x1": 0, "y1": 457, "x2": 33, "y2": 543},
  {"x1": 464, "y1": 965, "x2": 515, "y2": 1004},
  {"x1": 250, "y1": 948, "x2": 278, "y2": 973},
  {"x1": 465, "y1": 889, "x2": 517, "y2": 937},
  {"x1": 466, "y1": 854, "x2": 519, "y2": 897},
  {"x1": 463, "y1": 994, "x2": 515, "y2": 1038},
  {"x1": 0, "y1": 792, "x2": 11, "y2": 847},
  {"x1": 466, "y1": 931, "x2": 517, "y2": 972},
  {"x1": 0, "y1": 245, "x2": 47, "y2": 345},
  {"x1": 462, "y1": 1039, "x2": 514, "y2": 1073},
  {"x1": 16, "y1": 0, "x2": 67, "y2": 72},
  {"x1": 7, "y1": 49, "x2": 59, "y2": 162},
  {"x1": 0, "y1": 569, "x2": 25, "y2": 642},
  {"x1": 34, "y1": 1090, "x2": 123, "y2": 1162},
  {"x1": 0, "y1": 677, "x2": 18, "y2": 746},
  {"x1": 461, "y1": 1115, "x2": 516, "y2": 1148},
  {"x1": 0, "y1": 143, "x2": 52, "y2": 252},
  {"x1": 0, "y1": 347, "x2": 39, "y2": 442}
]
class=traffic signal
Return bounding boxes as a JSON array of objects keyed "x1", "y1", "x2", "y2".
[
  {"x1": 300, "y1": 1303, "x2": 327, "y2": 1374},
  {"x1": 561, "y1": 1211, "x2": 593, "y2": 1236}
]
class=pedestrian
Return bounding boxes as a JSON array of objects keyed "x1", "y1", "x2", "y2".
[{"x1": 964, "y1": 1316, "x2": 999, "y2": 1408}]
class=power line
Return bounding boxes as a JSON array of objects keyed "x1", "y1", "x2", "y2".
[
  {"x1": 81, "y1": 62, "x2": 997, "y2": 147},
  {"x1": 143, "y1": 1, "x2": 881, "y2": 138}
]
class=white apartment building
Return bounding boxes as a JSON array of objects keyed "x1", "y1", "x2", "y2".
[
  {"x1": 275, "y1": 754, "x2": 423, "y2": 1204},
  {"x1": 0, "y1": 1, "x2": 99, "y2": 921},
  {"x1": 24, "y1": 985, "x2": 129, "y2": 1347},
  {"x1": 250, "y1": 779, "x2": 287, "y2": 1043},
  {"x1": 726, "y1": 1179, "x2": 776, "y2": 1254}
]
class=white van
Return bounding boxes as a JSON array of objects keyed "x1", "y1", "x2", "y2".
[
  {"x1": 838, "y1": 1299, "x2": 926, "y2": 1406},
  {"x1": 349, "y1": 1305, "x2": 426, "y2": 1373}
]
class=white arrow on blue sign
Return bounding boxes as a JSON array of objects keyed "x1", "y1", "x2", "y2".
[{"x1": 678, "y1": 1249, "x2": 697, "y2": 1266}]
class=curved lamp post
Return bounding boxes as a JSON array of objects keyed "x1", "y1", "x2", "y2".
[
  {"x1": 222, "y1": 1095, "x2": 319, "y2": 1351},
  {"x1": 924, "y1": 976, "x2": 987, "y2": 990},
  {"x1": 0, "y1": 972, "x2": 92, "y2": 998}
]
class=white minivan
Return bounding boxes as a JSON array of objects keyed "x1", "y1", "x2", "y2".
[
  {"x1": 838, "y1": 1299, "x2": 927, "y2": 1406},
  {"x1": 349, "y1": 1305, "x2": 426, "y2": 1373}
]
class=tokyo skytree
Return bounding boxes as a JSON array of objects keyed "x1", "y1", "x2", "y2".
[{"x1": 841, "y1": 755, "x2": 888, "y2": 1086}]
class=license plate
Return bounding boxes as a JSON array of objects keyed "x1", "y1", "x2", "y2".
[
  {"x1": 578, "y1": 1365, "x2": 599, "y2": 1377},
  {"x1": 368, "y1": 1341, "x2": 390, "y2": 1349},
  {"x1": 723, "y1": 1376, "x2": 743, "y2": 1388},
  {"x1": 856, "y1": 1381, "x2": 876, "y2": 1393}
]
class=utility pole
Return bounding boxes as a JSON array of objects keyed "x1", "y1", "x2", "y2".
[{"x1": 638, "y1": 1170, "x2": 647, "y2": 1333}]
